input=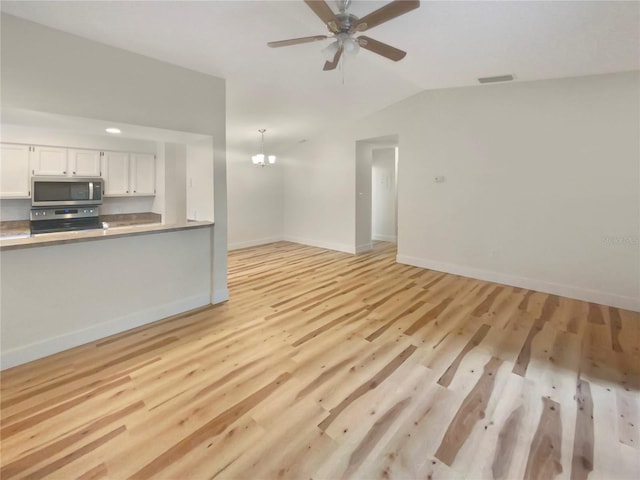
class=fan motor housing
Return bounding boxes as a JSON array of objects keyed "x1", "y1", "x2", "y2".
[{"x1": 335, "y1": 13, "x2": 359, "y2": 32}]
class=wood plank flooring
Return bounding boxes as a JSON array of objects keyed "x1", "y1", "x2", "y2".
[{"x1": 1, "y1": 241, "x2": 639, "y2": 479}]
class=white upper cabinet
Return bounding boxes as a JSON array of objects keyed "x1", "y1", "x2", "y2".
[
  {"x1": 1, "y1": 142, "x2": 156, "y2": 198},
  {"x1": 0, "y1": 143, "x2": 31, "y2": 198},
  {"x1": 102, "y1": 151, "x2": 156, "y2": 197},
  {"x1": 69, "y1": 149, "x2": 101, "y2": 177},
  {"x1": 31, "y1": 146, "x2": 68, "y2": 176},
  {"x1": 130, "y1": 153, "x2": 156, "y2": 196},
  {"x1": 102, "y1": 151, "x2": 130, "y2": 196},
  {"x1": 32, "y1": 147, "x2": 102, "y2": 177}
]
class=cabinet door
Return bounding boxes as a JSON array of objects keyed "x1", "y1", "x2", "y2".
[
  {"x1": 69, "y1": 149, "x2": 101, "y2": 176},
  {"x1": 0, "y1": 143, "x2": 31, "y2": 198},
  {"x1": 102, "y1": 151, "x2": 129, "y2": 195},
  {"x1": 130, "y1": 153, "x2": 156, "y2": 195},
  {"x1": 32, "y1": 146, "x2": 68, "y2": 175}
]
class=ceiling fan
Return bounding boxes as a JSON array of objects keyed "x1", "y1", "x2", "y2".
[{"x1": 268, "y1": 0, "x2": 420, "y2": 71}]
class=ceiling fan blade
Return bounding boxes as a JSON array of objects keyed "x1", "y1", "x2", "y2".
[
  {"x1": 357, "y1": 36, "x2": 407, "y2": 61},
  {"x1": 354, "y1": 0, "x2": 420, "y2": 32},
  {"x1": 304, "y1": 0, "x2": 342, "y2": 32},
  {"x1": 323, "y1": 46, "x2": 343, "y2": 70},
  {"x1": 268, "y1": 35, "x2": 329, "y2": 48}
]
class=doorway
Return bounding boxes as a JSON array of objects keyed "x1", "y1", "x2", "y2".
[
  {"x1": 354, "y1": 134, "x2": 399, "y2": 253},
  {"x1": 371, "y1": 146, "x2": 398, "y2": 243}
]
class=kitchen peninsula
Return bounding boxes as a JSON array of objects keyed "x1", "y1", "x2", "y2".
[
  {"x1": 1, "y1": 126, "x2": 217, "y2": 370},
  {"x1": 1, "y1": 219, "x2": 215, "y2": 369}
]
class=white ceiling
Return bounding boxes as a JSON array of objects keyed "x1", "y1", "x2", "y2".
[{"x1": 2, "y1": 1, "x2": 639, "y2": 152}]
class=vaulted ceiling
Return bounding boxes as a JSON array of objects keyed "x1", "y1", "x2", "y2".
[{"x1": 2, "y1": 1, "x2": 639, "y2": 152}]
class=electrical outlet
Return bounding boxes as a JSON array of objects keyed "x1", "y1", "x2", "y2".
[{"x1": 434, "y1": 176, "x2": 446, "y2": 183}]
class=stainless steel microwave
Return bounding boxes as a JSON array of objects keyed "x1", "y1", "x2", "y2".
[{"x1": 31, "y1": 176, "x2": 103, "y2": 207}]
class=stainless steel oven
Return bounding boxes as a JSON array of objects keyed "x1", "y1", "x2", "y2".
[
  {"x1": 30, "y1": 206, "x2": 101, "y2": 235},
  {"x1": 31, "y1": 176, "x2": 103, "y2": 207}
]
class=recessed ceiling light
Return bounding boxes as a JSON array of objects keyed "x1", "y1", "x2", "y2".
[{"x1": 105, "y1": 127, "x2": 121, "y2": 134}]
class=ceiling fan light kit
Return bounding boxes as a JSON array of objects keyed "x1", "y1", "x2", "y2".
[
  {"x1": 251, "y1": 129, "x2": 276, "y2": 167},
  {"x1": 322, "y1": 41, "x2": 339, "y2": 61},
  {"x1": 268, "y1": 0, "x2": 420, "y2": 71}
]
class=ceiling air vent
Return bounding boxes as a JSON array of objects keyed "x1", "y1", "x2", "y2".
[{"x1": 478, "y1": 74, "x2": 515, "y2": 84}]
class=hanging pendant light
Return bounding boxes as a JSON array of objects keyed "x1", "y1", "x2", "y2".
[{"x1": 251, "y1": 129, "x2": 276, "y2": 167}]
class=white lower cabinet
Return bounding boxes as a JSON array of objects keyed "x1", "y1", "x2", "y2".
[
  {"x1": 0, "y1": 143, "x2": 31, "y2": 198},
  {"x1": 102, "y1": 151, "x2": 155, "y2": 197}
]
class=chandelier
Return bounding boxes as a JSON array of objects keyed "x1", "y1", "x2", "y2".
[{"x1": 251, "y1": 129, "x2": 276, "y2": 167}]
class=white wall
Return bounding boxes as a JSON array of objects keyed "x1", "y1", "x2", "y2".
[
  {"x1": 151, "y1": 141, "x2": 166, "y2": 218},
  {"x1": 163, "y1": 143, "x2": 188, "y2": 225},
  {"x1": 227, "y1": 146, "x2": 283, "y2": 250},
  {"x1": 282, "y1": 133, "x2": 357, "y2": 253},
  {"x1": 282, "y1": 72, "x2": 640, "y2": 311},
  {"x1": 0, "y1": 228, "x2": 212, "y2": 368},
  {"x1": 187, "y1": 138, "x2": 215, "y2": 222},
  {"x1": 372, "y1": 147, "x2": 397, "y2": 242}
]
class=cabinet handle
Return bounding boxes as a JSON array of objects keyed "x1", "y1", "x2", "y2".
[
  {"x1": 63, "y1": 171, "x2": 67, "y2": 174},
  {"x1": 73, "y1": 171, "x2": 76, "y2": 175},
  {"x1": 126, "y1": 190, "x2": 129, "y2": 193},
  {"x1": 134, "y1": 190, "x2": 136, "y2": 193}
]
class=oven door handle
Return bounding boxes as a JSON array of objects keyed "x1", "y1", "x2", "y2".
[{"x1": 89, "y1": 182, "x2": 94, "y2": 200}]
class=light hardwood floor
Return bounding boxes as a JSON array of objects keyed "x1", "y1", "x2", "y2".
[{"x1": 1, "y1": 241, "x2": 639, "y2": 479}]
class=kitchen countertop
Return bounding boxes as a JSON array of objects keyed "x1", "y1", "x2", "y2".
[
  {"x1": 0, "y1": 220, "x2": 30, "y2": 237},
  {"x1": 0, "y1": 221, "x2": 213, "y2": 251},
  {"x1": 0, "y1": 212, "x2": 163, "y2": 237}
]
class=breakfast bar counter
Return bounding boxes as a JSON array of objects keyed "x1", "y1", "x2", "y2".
[
  {"x1": 0, "y1": 220, "x2": 213, "y2": 251},
  {"x1": 1, "y1": 220, "x2": 215, "y2": 368}
]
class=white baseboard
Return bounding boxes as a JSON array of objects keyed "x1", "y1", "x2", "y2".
[
  {"x1": 1, "y1": 294, "x2": 211, "y2": 370},
  {"x1": 212, "y1": 288, "x2": 229, "y2": 304},
  {"x1": 372, "y1": 234, "x2": 397, "y2": 242},
  {"x1": 282, "y1": 235, "x2": 356, "y2": 254},
  {"x1": 228, "y1": 237, "x2": 283, "y2": 251},
  {"x1": 356, "y1": 242, "x2": 373, "y2": 253},
  {"x1": 396, "y1": 254, "x2": 640, "y2": 312}
]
